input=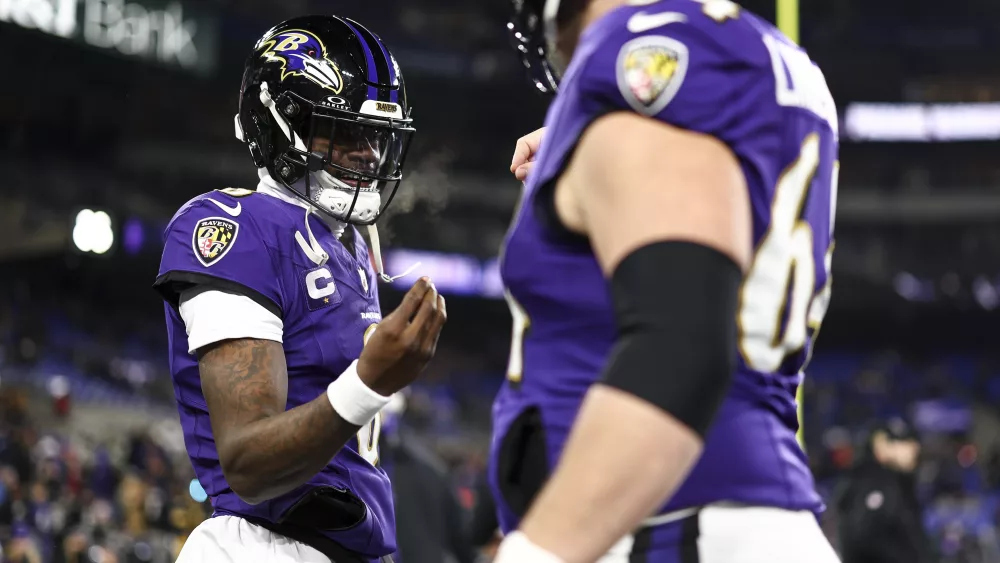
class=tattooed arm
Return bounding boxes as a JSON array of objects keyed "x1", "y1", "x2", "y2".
[
  {"x1": 197, "y1": 279, "x2": 446, "y2": 505},
  {"x1": 198, "y1": 338, "x2": 361, "y2": 505}
]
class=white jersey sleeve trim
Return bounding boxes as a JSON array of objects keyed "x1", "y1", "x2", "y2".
[{"x1": 179, "y1": 287, "x2": 284, "y2": 354}]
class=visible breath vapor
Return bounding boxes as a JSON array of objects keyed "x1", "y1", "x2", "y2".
[{"x1": 376, "y1": 148, "x2": 456, "y2": 243}]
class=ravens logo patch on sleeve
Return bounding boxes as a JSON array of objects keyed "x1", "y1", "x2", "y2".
[
  {"x1": 193, "y1": 217, "x2": 239, "y2": 267},
  {"x1": 616, "y1": 35, "x2": 689, "y2": 115}
]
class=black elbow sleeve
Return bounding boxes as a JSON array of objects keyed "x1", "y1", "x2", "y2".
[{"x1": 600, "y1": 241, "x2": 742, "y2": 438}]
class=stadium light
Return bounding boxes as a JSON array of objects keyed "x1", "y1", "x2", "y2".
[
  {"x1": 73, "y1": 209, "x2": 115, "y2": 255},
  {"x1": 844, "y1": 102, "x2": 1000, "y2": 142}
]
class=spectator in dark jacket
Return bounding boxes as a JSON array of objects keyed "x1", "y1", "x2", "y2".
[
  {"x1": 835, "y1": 418, "x2": 934, "y2": 563},
  {"x1": 381, "y1": 394, "x2": 476, "y2": 563}
]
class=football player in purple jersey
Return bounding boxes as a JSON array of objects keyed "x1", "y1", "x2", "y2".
[
  {"x1": 153, "y1": 15, "x2": 445, "y2": 563},
  {"x1": 490, "y1": 0, "x2": 842, "y2": 561}
]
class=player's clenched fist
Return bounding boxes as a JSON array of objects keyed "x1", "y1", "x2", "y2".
[
  {"x1": 511, "y1": 127, "x2": 546, "y2": 182},
  {"x1": 357, "y1": 277, "x2": 447, "y2": 396}
]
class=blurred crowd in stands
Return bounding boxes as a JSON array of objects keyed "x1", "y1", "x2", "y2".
[{"x1": 0, "y1": 388, "x2": 206, "y2": 563}]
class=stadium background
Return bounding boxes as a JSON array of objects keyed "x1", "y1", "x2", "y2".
[{"x1": 3, "y1": 0, "x2": 1000, "y2": 561}]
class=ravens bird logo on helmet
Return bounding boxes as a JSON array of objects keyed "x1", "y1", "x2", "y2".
[{"x1": 259, "y1": 29, "x2": 344, "y2": 93}]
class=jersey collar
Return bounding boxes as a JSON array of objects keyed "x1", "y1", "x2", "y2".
[{"x1": 255, "y1": 168, "x2": 346, "y2": 238}]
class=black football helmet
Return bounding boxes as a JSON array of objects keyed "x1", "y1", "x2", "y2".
[
  {"x1": 508, "y1": 0, "x2": 587, "y2": 95},
  {"x1": 236, "y1": 15, "x2": 414, "y2": 225}
]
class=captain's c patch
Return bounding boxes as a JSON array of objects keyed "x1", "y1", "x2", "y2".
[
  {"x1": 193, "y1": 217, "x2": 239, "y2": 267},
  {"x1": 616, "y1": 35, "x2": 689, "y2": 116}
]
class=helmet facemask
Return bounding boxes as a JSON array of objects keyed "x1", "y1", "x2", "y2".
[
  {"x1": 305, "y1": 114, "x2": 407, "y2": 224},
  {"x1": 266, "y1": 88, "x2": 415, "y2": 226},
  {"x1": 508, "y1": 0, "x2": 590, "y2": 95},
  {"x1": 509, "y1": 0, "x2": 561, "y2": 95}
]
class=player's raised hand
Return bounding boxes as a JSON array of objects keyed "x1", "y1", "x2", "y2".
[
  {"x1": 511, "y1": 127, "x2": 546, "y2": 182},
  {"x1": 357, "y1": 277, "x2": 447, "y2": 396}
]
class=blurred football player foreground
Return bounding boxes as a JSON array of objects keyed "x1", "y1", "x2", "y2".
[
  {"x1": 153, "y1": 15, "x2": 444, "y2": 563},
  {"x1": 490, "y1": 0, "x2": 842, "y2": 561}
]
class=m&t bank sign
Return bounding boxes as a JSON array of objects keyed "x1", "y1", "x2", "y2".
[{"x1": 0, "y1": 0, "x2": 216, "y2": 72}]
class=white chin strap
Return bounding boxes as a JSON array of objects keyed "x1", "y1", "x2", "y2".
[
  {"x1": 298, "y1": 173, "x2": 414, "y2": 283},
  {"x1": 366, "y1": 222, "x2": 420, "y2": 283},
  {"x1": 283, "y1": 172, "x2": 415, "y2": 283}
]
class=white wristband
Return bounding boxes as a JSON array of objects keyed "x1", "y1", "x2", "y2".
[
  {"x1": 326, "y1": 360, "x2": 391, "y2": 426},
  {"x1": 494, "y1": 532, "x2": 565, "y2": 563}
]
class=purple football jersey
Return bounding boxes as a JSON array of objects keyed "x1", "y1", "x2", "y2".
[
  {"x1": 154, "y1": 188, "x2": 395, "y2": 558},
  {"x1": 491, "y1": 0, "x2": 838, "y2": 533}
]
